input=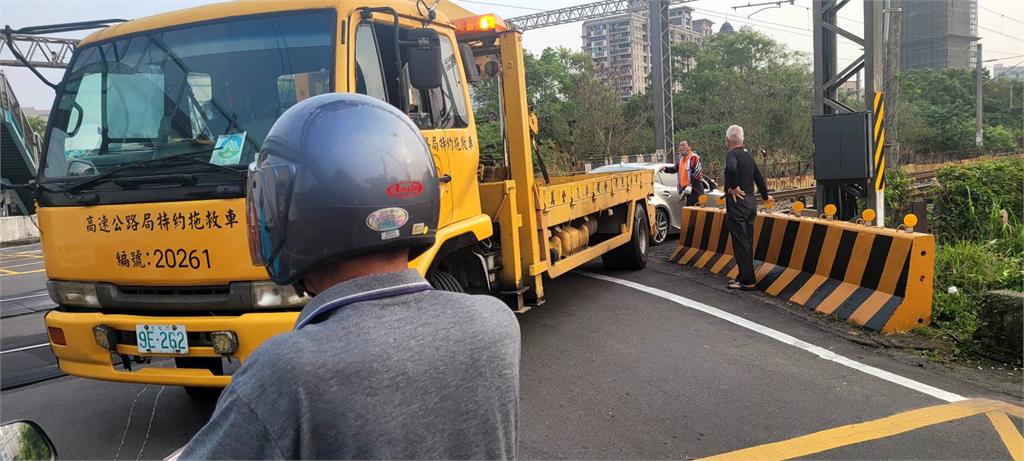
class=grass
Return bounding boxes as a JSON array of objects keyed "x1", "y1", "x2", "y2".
[{"x1": 928, "y1": 206, "x2": 1023, "y2": 360}]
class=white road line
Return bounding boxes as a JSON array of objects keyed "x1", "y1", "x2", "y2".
[
  {"x1": 0, "y1": 343, "x2": 50, "y2": 354},
  {"x1": 580, "y1": 271, "x2": 966, "y2": 403},
  {"x1": 0, "y1": 243, "x2": 41, "y2": 251},
  {"x1": 0, "y1": 293, "x2": 49, "y2": 302}
]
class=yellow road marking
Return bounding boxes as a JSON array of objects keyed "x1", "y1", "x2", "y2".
[
  {"x1": 2, "y1": 255, "x2": 44, "y2": 261},
  {"x1": 0, "y1": 260, "x2": 45, "y2": 270},
  {"x1": 0, "y1": 269, "x2": 45, "y2": 277},
  {"x1": 987, "y1": 411, "x2": 1024, "y2": 461},
  {"x1": 10, "y1": 254, "x2": 44, "y2": 259},
  {"x1": 699, "y1": 399, "x2": 1023, "y2": 461}
]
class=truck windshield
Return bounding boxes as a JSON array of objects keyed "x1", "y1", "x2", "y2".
[{"x1": 42, "y1": 10, "x2": 335, "y2": 181}]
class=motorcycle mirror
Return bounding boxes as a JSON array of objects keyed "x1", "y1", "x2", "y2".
[{"x1": 0, "y1": 421, "x2": 57, "y2": 461}]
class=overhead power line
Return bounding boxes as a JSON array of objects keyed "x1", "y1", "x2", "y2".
[
  {"x1": 984, "y1": 54, "x2": 1024, "y2": 63},
  {"x1": 979, "y1": 5, "x2": 1024, "y2": 26},
  {"x1": 455, "y1": 0, "x2": 546, "y2": 12},
  {"x1": 987, "y1": 57, "x2": 1024, "y2": 84}
]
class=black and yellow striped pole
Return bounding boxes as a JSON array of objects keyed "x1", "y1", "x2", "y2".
[{"x1": 871, "y1": 91, "x2": 886, "y2": 227}]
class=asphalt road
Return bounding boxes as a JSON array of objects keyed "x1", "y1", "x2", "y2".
[
  {"x1": 1, "y1": 240, "x2": 1021, "y2": 459},
  {"x1": 0, "y1": 243, "x2": 63, "y2": 390}
]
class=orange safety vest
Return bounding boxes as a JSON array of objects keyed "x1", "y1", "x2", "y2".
[{"x1": 678, "y1": 152, "x2": 694, "y2": 188}]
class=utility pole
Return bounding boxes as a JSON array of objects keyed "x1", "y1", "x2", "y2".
[
  {"x1": 976, "y1": 42, "x2": 984, "y2": 148},
  {"x1": 866, "y1": 0, "x2": 885, "y2": 227},
  {"x1": 649, "y1": 0, "x2": 675, "y2": 162},
  {"x1": 883, "y1": 0, "x2": 902, "y2": 167}
]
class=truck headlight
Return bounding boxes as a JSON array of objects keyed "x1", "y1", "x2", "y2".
[
  {"x1": 251, "y1": 282, "x2": 308, "y2": 308},
  {"x1": 47, "y1": 281, "x2": 101, "y2": 308}
]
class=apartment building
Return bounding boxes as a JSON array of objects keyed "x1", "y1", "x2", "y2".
[{"x1": 582, "y1": 6, "x2": 714, "y2": 99}]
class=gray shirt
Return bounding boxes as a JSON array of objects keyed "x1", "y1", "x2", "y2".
[{"x1": 181, "y1": 269, "x2": 520, "y2": 460}]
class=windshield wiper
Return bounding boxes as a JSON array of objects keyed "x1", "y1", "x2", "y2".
[{"x1": 62, "y1": 150, "x2": 246, "y2": 194}]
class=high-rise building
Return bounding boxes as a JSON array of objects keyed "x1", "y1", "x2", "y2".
[
  {"x1": 692, "y1": 19, "x2": 717, "y2": 38},
  {"x1": 900, "y1": 0, "x2": 978, "y2": 70},
  {"x1": 582, "y1": 7, "x2": 713, "y2": 99},
  {"x1": 993, "y1": 63, "x2": 1024, "y2": 81}
]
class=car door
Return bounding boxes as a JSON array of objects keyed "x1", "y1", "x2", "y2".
[{"x1": 654, "y1": 168, "x2": 682, "y2": 230}]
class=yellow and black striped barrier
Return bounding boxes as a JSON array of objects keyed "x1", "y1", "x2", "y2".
[{"x1": 668, "y1": 205, "x2": 935, "y2": 333}]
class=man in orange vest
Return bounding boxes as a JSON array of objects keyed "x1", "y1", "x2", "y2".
[{"x1": 660, "y1": 139, "x2": 704, "y2": 206}]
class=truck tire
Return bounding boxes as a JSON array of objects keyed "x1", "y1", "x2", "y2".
[
  {"x1": 176, "y1": 357, "x2": 224, "y2": 400},
  {"x1": 427, "y1": 270, "x2": 465, "y2": 293},
  {"x1": 603, "y1": 203, "x2": 649, "y2": 270}
]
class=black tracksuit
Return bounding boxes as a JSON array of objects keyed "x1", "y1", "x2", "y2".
[{"x1": 724, "y1": 146, "x2": 769, "y2": 286}]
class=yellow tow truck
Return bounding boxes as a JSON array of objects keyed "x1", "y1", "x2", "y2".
[{"x1": 27, "y1": 0, "x2": 654, "y2": 395}]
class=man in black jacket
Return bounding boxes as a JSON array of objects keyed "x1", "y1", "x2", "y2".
[{"x1": 723, "y1": 125, "x2": 772, "y2": 290}]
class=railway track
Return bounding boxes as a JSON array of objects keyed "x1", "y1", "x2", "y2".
[{"x1": 769, "y1": 169, "x2": 939, "y2": 205}]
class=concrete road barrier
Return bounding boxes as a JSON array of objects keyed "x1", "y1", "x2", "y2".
[
  {"x1": 669, "y1": 206, "x2": 935, "y2": 332},
  {"x1": 0, "y1": 215, "x2": 39, "y2": 244}
]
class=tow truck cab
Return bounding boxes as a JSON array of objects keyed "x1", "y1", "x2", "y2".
[{"x1": 40, "y1": 0, "x2": 492, "y2": 391}]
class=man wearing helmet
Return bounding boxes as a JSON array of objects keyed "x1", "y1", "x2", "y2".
[{"x1": 181, "y1": 94, "x2": 520, "y2": 460}]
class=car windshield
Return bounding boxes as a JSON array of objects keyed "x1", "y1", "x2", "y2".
[{"x1": 42, "y1": 10, "x2": 335, "y2": 180}]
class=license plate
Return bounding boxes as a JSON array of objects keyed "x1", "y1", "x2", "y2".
[{"x1": 135, "y1": 324, "x2": 189, "y2": 354}]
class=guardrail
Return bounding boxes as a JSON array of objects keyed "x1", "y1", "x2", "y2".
[{"x1": 0, "y1": 70, "x2": 42, "y2": 163}]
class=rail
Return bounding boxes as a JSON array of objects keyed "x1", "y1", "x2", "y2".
[{"x1": 769, "y1": 170, "x2": 939, "y2": 206}]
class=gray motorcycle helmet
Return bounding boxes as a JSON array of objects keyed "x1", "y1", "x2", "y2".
[{"x1": 247, "y1": 93, "x2": 439, "y2": 286}]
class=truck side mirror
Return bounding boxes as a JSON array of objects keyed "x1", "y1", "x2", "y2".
[
  {"x1": 404, "y1": 28, "x2": 442, "y2": 90},
  {"x1": 0, "y1": 421, "x2": 57, "y2": 461},
  {"x1": 459, "y1": 43, "x2": 481, "y2": 83}
]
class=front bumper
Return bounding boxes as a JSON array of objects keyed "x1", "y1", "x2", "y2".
[{"x1": 44, "y1": 310, "x2": 299, "y2": 387}]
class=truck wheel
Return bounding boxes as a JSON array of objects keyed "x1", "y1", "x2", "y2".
[
  {"x1": 427, "y1": 270, "x2": 465, "y2": 293},
  {"x1": 605, "y1": 203, "x2": 649, "y2": 270},
  {"x1": 601, "y1": 252, "x2": 622, "y2": 270},
  {"x1": 176, "y1": 357, "x2": 224, "y2": 401}
]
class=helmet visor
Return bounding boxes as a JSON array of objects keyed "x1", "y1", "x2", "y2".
[
  {"x1": 247, "y1": 164, "x2": 267, "y2": 267},
  {"x1": 247, "y1": 160, "x2": 297, "y2": 268}
]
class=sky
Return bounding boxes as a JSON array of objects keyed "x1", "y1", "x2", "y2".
[{"x1": 1, "y1": 0, "x2": 1022, "y2": 110}]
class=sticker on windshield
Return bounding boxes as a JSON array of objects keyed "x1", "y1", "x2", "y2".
[{"x1": 211, "y1": 132, "x2": 246, "y2": 166}]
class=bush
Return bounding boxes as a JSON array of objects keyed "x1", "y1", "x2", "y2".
[
  {"x1": 932, "y1": 158, "x2": 1024, "y2": 243},
  {"x1": 932, "y1": 240, "x2": 1021, "y2": 342},
  {"x1": 884, "y1": 168, "x2": 911, "y2": 222},
  {"x1": 984, "y1": 125, "x2": 1018, "y2": 153}
]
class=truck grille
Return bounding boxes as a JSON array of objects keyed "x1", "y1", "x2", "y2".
[{"x1": 118, "y1": 286, "x2": 231, "y2": 297}]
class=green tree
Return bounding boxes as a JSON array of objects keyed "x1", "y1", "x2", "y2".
[
  {"x1": 897, "y1": 68, "x2": 1023, "y2": 155},
  {"x1": 26, "y1": 115, "x2": 47, "y2": 136},
  {"x1": 671, "y1": 29, "x2": 813, "y2": 174},
  {"x1": 984, "y1": 125, "x2": 1017, "y2": 152},
  {"x1": 471, "y1": 46, "x2": 650, "y2": 168}
]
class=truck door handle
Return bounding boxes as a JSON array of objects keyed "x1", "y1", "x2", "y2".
[
  {"x1": 439, "y1": 175, "x2": 452, "y2": 183},
  {"x1": 660, "y1": 191, "x2": 672, "y2": 198}
]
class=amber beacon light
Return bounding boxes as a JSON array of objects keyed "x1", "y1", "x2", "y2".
[{"x1": 453, "y1": 13, "x2": 508, "y2": 38}]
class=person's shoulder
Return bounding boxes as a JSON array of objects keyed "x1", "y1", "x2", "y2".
[
  {"x1": 235, "y1": 332, "x2": 301, "y2": 379},
  {"x1": 426, "y1": 291, "x2": 517, "y2": 325}
]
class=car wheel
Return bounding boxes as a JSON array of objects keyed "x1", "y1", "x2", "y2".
[{"x1": 653, "y1": 208, "x2": 670, "y2": 245}]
